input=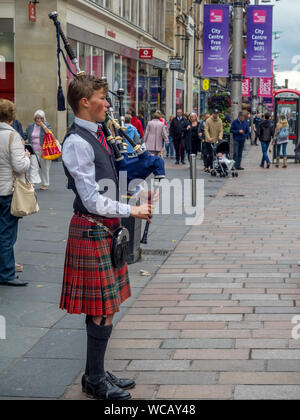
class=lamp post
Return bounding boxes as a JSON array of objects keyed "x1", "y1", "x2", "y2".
[
  {"x1": 230, "y1": 1, "x2": 244, "y2": 155},
  {"x1": 230, "y1": 1, "x2": 244, "y2": 121},
  {"x1": 250, "y1": 0, "x2": 260, "y2": 145}
]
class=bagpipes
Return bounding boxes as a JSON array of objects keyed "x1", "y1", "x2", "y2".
[{"x1": 49, "y1": 11, "x2": 165, "y2": 244}]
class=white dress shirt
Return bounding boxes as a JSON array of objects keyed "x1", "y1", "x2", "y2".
[{"x1": 62, "y1": 117, "x2": 131, "y2": 218}]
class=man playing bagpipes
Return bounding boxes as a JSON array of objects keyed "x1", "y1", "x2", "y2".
[{"x1": 59, "y1": 74, "x2": 155, "y2": 400}]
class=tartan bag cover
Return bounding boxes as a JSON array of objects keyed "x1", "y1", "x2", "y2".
[{"x1": 60, "y1": 214, "x2": 131, "y2": 316}]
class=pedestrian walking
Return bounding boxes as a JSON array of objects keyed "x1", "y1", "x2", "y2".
[
  {"x1": 166, "y1": 116, "x2": 175, "y2": 158},
  {"x1": 169, "y1": 108, "x2": 189, "y2": 164},
  {"x1": 124, "y1": 114, "x2": 140, "y2": 155},
  {"x1": 130, "y1": 110, "x2": 144, "y2": 138},
  {"x1": 60, "y1": 74, "x2": 155, "y2": 400},
  {"x1": 246, "y1": 112, "x2": 252, "y2": 140},
  {"x1": 258, "y1": 112, "x2": 274, "y2": 169},
  {"x1": 138, "y1": 112, "x2": 145, "y2": 131},
  {"x1": 155, "y1": 110, "x2": 169, "y2": 136},
  {"x1": 0, "y1": 99, "x2": 31, "y2": 287},
  {"x1": 273, "y1": 114, "x2": 289, "y2": 168},
  {"x1": 11, "y1": 119, "x2": 25, "y2": 140},
  {"x1": 253, "y1": 112, "x2": 262, "y2": 146},
  {"x1": 24, "y1": 110, "x2": 52, "y2": 189},
  {"x1": 230, "y1": 111, "x2": 249, "y2": 170},
  {"x1": 143, "y1": 112, "x2": 169, "y2": 156},
  {"x1": 184, "y1": 112, "x2": 204, "y2": 158},
  {"x1": 203, "y1": 109, "x2": 223, "y2": 172}
]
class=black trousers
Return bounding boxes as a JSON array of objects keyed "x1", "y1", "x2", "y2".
[
  {"x1": 202, "y1": 142, "x2": 214, "y2": 169},
  {"x1": 173, "y1": 136, "x2": 185, "y2": 163}
]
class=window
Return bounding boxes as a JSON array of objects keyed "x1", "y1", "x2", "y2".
[
  {"x1": 92, "y1": 47, "x2": 104, "y2": 77},
  {"x1": 0, "y1": 32, "x2": 14, "y2": 101},
  {"x1": 147, "y1": 0, "x2": 154, "y2": 34},
  {"x1": 123, "y1": 0, "x2": 131, "y2": 20},
  {"x1": 132, "y1": 0, "x2": 139, "y2": 25},
  {"x1": 114, "y1": 54, "x2": 137, "y2": 116},
  {"x1": 66, "y1": 39, "x2": 104, "y2": 126}
]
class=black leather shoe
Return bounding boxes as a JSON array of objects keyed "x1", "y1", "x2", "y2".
[
  {"x1": 236, "y1": 167, "x2": 244, "y2": 170},
  {"x1": 84, "y1": 376, "x2": 131, "y2": 400},
  {"x1": 106, "y1": 371, "x2": 136, "y2": 390},
  {"x1": 0, "y1": 278, "x2": 28, "y2": 287},
  {"x1": 175, "y1": 161, "x2": 180, "y2": 164},
  {"x1": 82, "y1": 372, "x2": 135, "y2": 392}
]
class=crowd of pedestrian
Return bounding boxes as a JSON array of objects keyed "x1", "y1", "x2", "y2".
[
  {"x1": 0, "y1": 96, "x2": 292, "y2": 290},
  {"x1": 135, "y1": 107, "x2": 289, "y2": 173}
]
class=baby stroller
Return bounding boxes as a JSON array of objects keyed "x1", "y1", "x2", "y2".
[{"x1": 211, "y1": 141, "x2": 238, "y2": 178}]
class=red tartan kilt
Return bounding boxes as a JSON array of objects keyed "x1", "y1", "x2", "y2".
[{"x1": 60, "y1": 214, "x2": 131, "y2": 316}]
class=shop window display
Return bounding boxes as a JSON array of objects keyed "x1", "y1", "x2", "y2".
[
  {"x1": 138, "y1": 63, "x2": 166, "y2": 122},
  {"x1": 114, "y1": 55, "x2": 136, "y2": 116},
  {"x1": 0, "y1": 32, "x2": 14, "y2": 101},
  {"x1": 66, "y1": 39, "x2": 104, "y2": 126}
]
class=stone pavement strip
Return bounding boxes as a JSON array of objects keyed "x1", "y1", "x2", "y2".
[
  {"x1": 2, "y1": 144, "x2": 300, "y2": 400},
  {"x1": 0, "y1": 155, "x2": 225, "y2": 400},
  {"x1": 62, "y1": 146, "x2": 300, "y2": 400}
]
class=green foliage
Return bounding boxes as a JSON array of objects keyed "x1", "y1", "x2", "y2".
[{"x1": 208, "y1": 92, "x2": 231, "y2": 113}]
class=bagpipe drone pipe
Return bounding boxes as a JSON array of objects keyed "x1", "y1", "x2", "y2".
[
  {"x1": 49, "y1": 11, "x2": 166, "y2": 192},
  {"x1": 103, "y1": 92, "x2": 165, "y2": 192}
]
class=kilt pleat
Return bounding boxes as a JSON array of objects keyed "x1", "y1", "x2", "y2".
[{"x1": 60, "y1": 214, "x2": 131, "y2": 316}]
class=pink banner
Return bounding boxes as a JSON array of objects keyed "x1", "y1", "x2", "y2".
[
  {"x1": 242, "y1": 59, "x2": 250, "y2": 97},
  {"x1": 258, "y1": 77, "x2": 273, "y2": 98},
  {"x1": 242, "y1": 78, "x2": 251, "y2": 97}
]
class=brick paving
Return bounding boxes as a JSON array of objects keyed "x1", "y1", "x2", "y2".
[{"x1": 64, "y1": 145, "x2": 300, "y2": 400}]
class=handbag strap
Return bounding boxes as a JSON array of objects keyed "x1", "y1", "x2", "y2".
[
  {"x1": 8, "y1": 131, "x2": 17, "y2": 180},
  {"x1": 8, "y1": 131, "x2": 31, "y2": 183}
]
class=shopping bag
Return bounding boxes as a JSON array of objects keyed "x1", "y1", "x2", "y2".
[
  {"x1": 41, "y1": 131, "x2": 62, "y2": 160},
  {"x1": 9, "y1": 132, "x2": 39, "y2": 217}
]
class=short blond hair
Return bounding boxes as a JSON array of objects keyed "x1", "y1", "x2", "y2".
[
  {"x1": 189, "y1": 113, "x2": 198, "y2": 122},
  {"x1": 0, "y1": 99, "x2": 16, "y2": 123}
]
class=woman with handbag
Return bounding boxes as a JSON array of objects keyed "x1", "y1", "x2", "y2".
[
  {"x1": 24, "y1": 110, "x2": 52, "y2": 190},
  {"x1": 143, "y1": 112, "x2": 169, "y2": 156},
  {"x1": 0, "y1": 99, "x2": 31, "y2": 287}
]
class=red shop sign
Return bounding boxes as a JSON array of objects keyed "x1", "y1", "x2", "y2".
[
  {"x1": 29, "y1": 3, "x2": 36, "y2": 22},
  {"x1": 139, "y1": 48, "x2": 153, "y2": 60}
]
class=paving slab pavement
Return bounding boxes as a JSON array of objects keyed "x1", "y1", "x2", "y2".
[
  {"x1": 63, "y1": 143, "x2": 300, "y2": 400},
  {"x1": 0, "y1": 152, "x2": 227, "y2": 399}
]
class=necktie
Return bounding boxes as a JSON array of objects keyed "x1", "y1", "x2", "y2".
[{"x1": 96, "y1": 124, "x2": 111, "y2": 155}]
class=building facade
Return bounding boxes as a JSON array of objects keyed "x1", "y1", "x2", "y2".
[
  {"x1": 0, "y1": 0, "x2": 172, "y2": 140},
  {"x1": 0, "y1": 0, "x2": 233, "y2": 138}
]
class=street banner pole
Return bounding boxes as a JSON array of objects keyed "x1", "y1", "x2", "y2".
[
  {"x1": 251, "y1": 0, "x2": 259, "y2": 146},
  {"x1": 230, "y1": 1, "x2": 244, "y2": 155}
]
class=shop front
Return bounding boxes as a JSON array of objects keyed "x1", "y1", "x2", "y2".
[
  {"x1": 176, "y1": 79, "x2": 185, "y2": 111},
  {"x1": 138, "y1": 62, "x2": 167, "y2": 121},
  {"x1": 193, "y1": 79, "x2": 200, "y2": 116},
  {"x1": 66, "y1": 24, "x2": 168, "y2": 125},
  {"x1": 0, "y1": 19, "x2": 14, "y2": 101}
]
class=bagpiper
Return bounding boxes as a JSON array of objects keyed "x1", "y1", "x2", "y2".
[{"x1": 60, "y1": 74, "x2": 154, "y2": 400}]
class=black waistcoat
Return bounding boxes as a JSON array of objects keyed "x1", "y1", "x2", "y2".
[{"x1": 62, "y1": 123, "x2": 119, "y2": 216}]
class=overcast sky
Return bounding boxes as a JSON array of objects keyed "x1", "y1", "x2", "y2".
[{"x1": 250, "y1": 0, "x2": 300, "y2": 89}]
